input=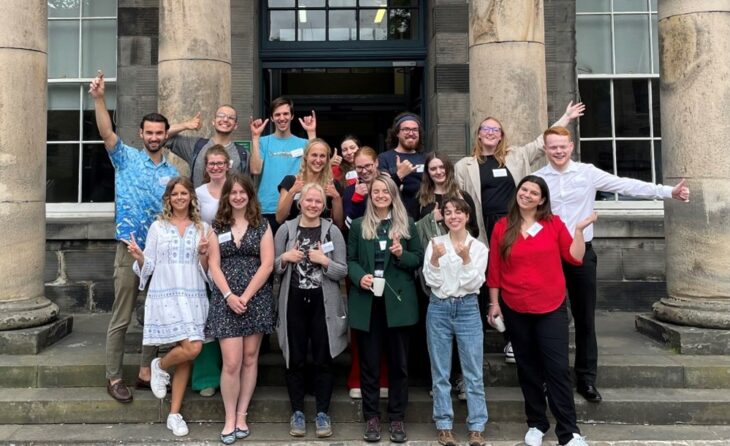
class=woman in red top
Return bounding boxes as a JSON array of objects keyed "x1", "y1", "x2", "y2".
[{"x1": 486, "y1": 175, "x2": 596, "y2": 446}]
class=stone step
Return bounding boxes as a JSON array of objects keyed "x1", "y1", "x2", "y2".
[
  {"x1": 2, "y1": 421, "x2": 730, "y2": 445},
  {"x1": 2, "y1": 386, "x2": 730, "y2": 425},
  {"x1": 4, "y1": 350, "x2": 730, "y2": 390}
]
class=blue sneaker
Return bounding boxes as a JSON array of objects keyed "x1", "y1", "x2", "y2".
[
  {"x1": 315, "y1": 412, "x2": 333, "y2": 438},
  {"x1": 289, "y1": 410, "x2": 306, "y2": 437}
]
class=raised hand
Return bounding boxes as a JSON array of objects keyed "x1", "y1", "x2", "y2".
[
  {"x1": 331, "y1": 148, "x2": 343, "y2": 167},
  {"x1": 453, "y1": 239, "x2": 473, "y2": 264},
  {"x1": 671, "y1": 178, "x2": 690, "y2": 202},
  {"x1": 389, "y1": 233, "x2": 403, "y2": 258},
  {"x1": 122, "y1": 232, "x2": 143, "y2": 263},
  {"x1": 299, "y1": 110, "x2": 317, "y2": 133},
  {"x1": 88, "y1": 70, "x2": 105, "y2": 98},
  {"x1": 197, "y1": 231, "x2": 209, "y2": 256},
  {"x1": 430, "y1": 237, "x2": 446, "y2": 265},
  {"x1": 432, "y1": 202, "x2": 443, "y2": 222},
  {"x1": 325, "y1": 181, "x2": 340, "y2": 199},
  {"x1": 564, "y1": 100, "x2": 586, "y2": 121},
  {"x1": 249, "y1": 116, "x2": 269, "y2": 138},
  {"x1": 395, "y1": 154, "x2": 417, "y2": 180},
  {"x1": 290, "y1": 175, "x2": 305, "y2": 196},
  {"x1": 576, "y1": 211, "x2": 598, "y2": 231},
  {"x1": 187, "y1": 112, "x2": 202, "y2": 131}
]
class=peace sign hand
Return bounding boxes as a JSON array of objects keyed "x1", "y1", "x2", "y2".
[
  {"x1": 198, "y1": 231, "x2": 210, "y2": 256},
  {"x1": 122, "y1": 233, "x2": 144, "y2": 263}
]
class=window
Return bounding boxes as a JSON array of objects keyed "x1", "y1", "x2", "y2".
[
  {"x1": 47, "y1": 0, "x2": 117, "y2": 205},
  {"x1": 267, "y1": 0, "x2": 419, "y2": 42},
  {"x1": 576, "y1": 0, "x2": 661, "y2": 202}
]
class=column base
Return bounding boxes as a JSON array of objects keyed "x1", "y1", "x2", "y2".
[
  {"x1": 653, "y1": 296, "x2": 730, "y2": 329},
  {"x1": 0, "y1": 314, "x2": 73, "y2": 355},
  {"x1": 636, "y1": 313, "x2": 730, "y2": 355},
  {"x1": 0, "y1": 296, "x2": 60, "y2": 330}
]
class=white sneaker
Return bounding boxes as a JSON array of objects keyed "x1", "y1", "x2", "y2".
[
  {"x1": 379, "y1": 387, "x2": 389, "y2": 398},
  {"x1": 454, "y1": 377, "x2": 466, "y2": 401},
  {"x1": 349, "y1": 387, "x2": 362, "y2": 399},
  {"x1": 199, "y1": 387, "x2": 216, "y2": 397},
  {"x1": 166, "y1": 413, "x2": 189, "y2": 437},
  {"x1": 150, "y1": 358, "x2": 170, "y2": 399},
  {"x1": 504, "y1": 342, "x2": 516, "y2": 364},
  {"x1": 565, "y1": 433, "x2": 588, "y2": 446},
  {"x1": 524, "y1": 427, "x2": 544, "y2": 446}
]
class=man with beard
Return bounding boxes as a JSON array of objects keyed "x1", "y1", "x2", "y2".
[
  {"x1": 249, "y1": 97, "x2": 317, "y2": 235},
  {"x1": 378, "y1": 113, "x2": 426, "y2": 215},
  {"x1": 166, "y1": 104, "x2": 250, "y2": 187},
  {"x1": 90, "y1": 71, "x2": 179, "y2": 404}
]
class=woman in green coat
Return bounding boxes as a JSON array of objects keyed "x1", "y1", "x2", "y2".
[{"x1": 347, "y1": 173, "x2": 423, "y2": 443}]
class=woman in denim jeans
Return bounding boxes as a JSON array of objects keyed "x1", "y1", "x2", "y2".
[{"x1": 422, "y1": 197, "x2": 489, "y2": 446}]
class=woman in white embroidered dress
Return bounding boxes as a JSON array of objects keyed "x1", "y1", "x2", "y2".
[{"x1": 125, "y1": 176, "x2": 211, "y2": 437}]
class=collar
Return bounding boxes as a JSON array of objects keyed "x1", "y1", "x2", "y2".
[{"x1": 543, "y1": 160, "x2": 577, "y2": 175}]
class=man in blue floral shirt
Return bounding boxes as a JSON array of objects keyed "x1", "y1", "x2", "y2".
[{"x1": 90, "y1": 72, "x2": 179, "y2": 403}]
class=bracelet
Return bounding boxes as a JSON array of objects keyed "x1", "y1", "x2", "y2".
[{"x1": 223, "y1": 291, "x2": 233, "y2": 299}]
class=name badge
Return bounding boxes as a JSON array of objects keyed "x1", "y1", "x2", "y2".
[
  {"x1": 492, "y1": 168, "x2": 508, "y2": 178},
  {"x1": 345, "y1": 170, "x2": 359, "y2": 181},
  {"x1": 218, "y1": 232, "x2": 232, "y2": 244},
  {"x1": 526, "y1": 222, "x2": 543, "y2": 237},
  {"x1": 158, "y1": 176, "x2": 171, "y2": 186},
  {"x1": 321, "y1": 241, "x2": 335, "y2": 254},
  {"x1": 416, "y1": 164, "x2": 425, "y2": 173},
  {"x1": 290, "y1": 148, "x2": 304, "y2": 158},
  {"x1": 379, "y1": 240, "x2": 387, "y2": 250}
]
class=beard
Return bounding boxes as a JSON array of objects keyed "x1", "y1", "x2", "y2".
[{"x1": 398, "y1": 136, "x2": 419, "y2": 151}]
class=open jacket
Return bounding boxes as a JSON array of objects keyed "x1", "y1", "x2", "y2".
[
  {"x1": 347, "y1": 217, "x2": 424, "y2": 331},
  {"x1": 274, "y1": 216, "x2": 348, "y2": 368}
]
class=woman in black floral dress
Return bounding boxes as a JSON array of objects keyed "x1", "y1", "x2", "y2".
[{"x1": 206, "y1": 173, "x2": 275, "y2": 444}]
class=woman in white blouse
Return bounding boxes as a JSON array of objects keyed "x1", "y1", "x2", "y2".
[{"x1": 422, "y1": 197, "x2": 489, "y2": 446}]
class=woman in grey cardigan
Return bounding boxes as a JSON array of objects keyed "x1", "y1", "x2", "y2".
[{"x1": 274, "y1": 183, "x2": 348, "y2": 439}]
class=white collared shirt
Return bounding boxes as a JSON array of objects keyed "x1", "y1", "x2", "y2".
[
  {"x1": 422, "y1": 234, "x2": 489, "y2": 298},
  {"x1": 534, "y1": 160, "x2": 673, "y2": 241}
]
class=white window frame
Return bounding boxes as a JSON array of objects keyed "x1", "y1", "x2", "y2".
[
  {"x1": 47, "y1": 2, "x2": 117, "y2": 217},
  {"x1": 577, "y1": 0, "x2": 663, "y2": 210}
]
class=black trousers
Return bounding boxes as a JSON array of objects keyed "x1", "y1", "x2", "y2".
[
  {"x1": 355, "y1": 297, "x2": 410, "y2": 421},
  {"x1": 286, "y1": 286, "x2": 334, "y2": 414},
  {"x1": 562, "y1": 244, "x2": 598, "y2": 386},
  {"x1": 502, "y1": 301, "x2": 579, "y2": 445}
]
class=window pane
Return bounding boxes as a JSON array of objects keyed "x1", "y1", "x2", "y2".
[
  {"x1": 615, "y1": 14, "x2": 651, "y2": 74},
  {"x1": 48, "y1": 0, "x2": 80, "y2": 17},
  {"x1": 580, "y1": 140, "x2": 615, "y2": 201},
  {"x1": 613, "y1": 0, "x2": 648, "y2": 12},
  {"x1": 82, "y1": 144, "x2": 115, "y2": 202},
  {"x1": 49, "y1": 20, "x2": 80, "y2": 78},
  {"x1": 49, "y1": 83, "x2": 80, "y2": 110},
  {"x1": 82, "y1": 19, "x2": 117, "y2": 78},
  {"x1": 329, "y1": 0, "x2": 356, "y2": 6},
  {"x1": 301, "y1": 0, "x2": 325, "y2": 7},
  {"x1": 298, "y1": 10, "x2": 326, "y2": 41},
  {"x1": 576, "y1": 0, "x2": 609, "y2": 13},
  {"x1": 614, "y1": 79, "x2": 649, "y2": 137},
  {"x1": 653, "y1": 140, "x2": 663, "y2": 183},
  {"x1": 389, "y1": 9, "x2": 415, "y2": 40},
  {"x1": 578, "y1": 79, "x2": 612, "y2": 138},
  {"x1": 391, "y1": 0, "x2": 417, "y2": 7},
  {"x1": 48, "y1": 84, "x2": 81, "y2": 141},
  {"x1": 269, "y1": 0, "x2": 294, "y2": 6},
  {"x1": 576, "y1": 15, "x2": 612, "y2": 74},
  {"x1": 46, "y1": 144, "x2": 79, "y2": 202},
  {"x1": 651, "y1": 0, "x2": 657, "y2": 10},
  {"x1": 359, "y1": 9, "x2": 387, "y2": 40},
  {"x1": 616, "y1": 140, "x2": 652, "y2": 184},
  {"x1": 82, "y1": 0, "x2": 116, "y2": 17},
  {"x1": 651, "y1": 79, "x2": 660, "y2": 137},
  {"x1": 270, "y1": 11, "x2": 296, "y2": 41},
  {"x1": 360, "y1": 0, "x2": 387, "y2": 6},
  {"x1": 651, "y1": 14, "x2": 659, "y2": 73},
  {"x1": 329, "y1": 10, "x2": 356, "y2": 40}
]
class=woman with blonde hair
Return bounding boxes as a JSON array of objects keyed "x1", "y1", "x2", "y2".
[
  {"x1": 124, "y1": 176, "x2": 211, "y2": 437},
  {"x1": 276, "y1": 138, "x2": 344, "y2": 227},
  {"x1": 347, "y1": 173, "x2": 423, "y2": 443}
]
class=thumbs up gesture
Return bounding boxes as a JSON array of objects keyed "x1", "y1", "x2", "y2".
[
  {"x1": 671, "y1": 178, "x2": 690, "y2": 202},
  {"x1": 453, "y1": 239, "x2": 473, "y2": 264},
  {"x1": 395, "y1": 154, "x2": 417, "y2": 180},
  {"x1": 430, "y1": 236, "x2": 446, "y2": 267}
]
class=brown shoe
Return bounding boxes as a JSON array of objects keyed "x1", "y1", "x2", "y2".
[
  {"x1": 134, "y1": 378, "x2": 151, "y2": 390},
  {"x1": 467, "y1": 431, "x2": 486, "y2": 446},
  {"x1": 437, "y1": 429, "x2": 456, "y2": 446},
  {"x1": 107, "y1": 380, "x2": 133, "y2": 403}
]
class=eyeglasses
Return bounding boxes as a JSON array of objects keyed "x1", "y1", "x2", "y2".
[
  {"x1": 479, "y1": 126, "x2": 502, "y2": 134},
  {"x1": 399, "y1": 127, "x2": 419, "y2": 134},
  {"x1": 206, "y1": 161, "x2": 228, "y2": 168},
  {"x1": 215, "y1": 112, "x2": 237, "y2": 121},
  {"x1": 355, "y1": 163, "x2": 375, "y2": 172}
]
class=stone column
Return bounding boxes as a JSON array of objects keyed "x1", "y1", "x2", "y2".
[
  {"x1": 0, "y1": 1, "x2": 59, "y2": 330},
  {"x1": 468, "y1": 0, "x2": 547, "y2": 146},
  {"x1": 653, "y1": 1, "x2": 730, "y2": 328},
  {"x1": 158, "y1": 0, "x2": 232, "y2": 157}
]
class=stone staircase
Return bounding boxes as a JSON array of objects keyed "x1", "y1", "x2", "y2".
[{"x1": 2, "y1": 312, "x2": 730, "y2": 443}]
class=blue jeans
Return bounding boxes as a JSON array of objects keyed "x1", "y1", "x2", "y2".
[{"x1": 426, "y1": 294, "x2": 488, "y2": 431}]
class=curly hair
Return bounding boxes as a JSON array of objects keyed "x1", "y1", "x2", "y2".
[
  {"x1": 214, "y1": 172, "x2": 262, "y2": 230},
  {"x1": 159, "y1": 176, "x2": 203, "y2": 234}
]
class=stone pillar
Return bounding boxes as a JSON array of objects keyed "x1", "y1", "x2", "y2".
[
  {"x1": 468, "y1": 0, "x2": 547, "y2": 145},
  {"x1": 158, "y1": 0, "x2": 232, "y2": 151},
  {"x1": 653, "y1": 1, "x2": 730, "y2": 328},
  {"x1": 0, "y1": 1, "x2": 59, "y2": 331}
]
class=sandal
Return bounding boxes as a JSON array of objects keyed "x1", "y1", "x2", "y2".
[
  {"x1": 220, "y1": 431, "x2": 236, "y2": 445},
  {"x1": 235, "y1": 427, "x2": 250, "y2": 439}
]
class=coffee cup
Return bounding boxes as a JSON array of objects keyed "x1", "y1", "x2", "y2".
[{"x1": 371, "y1": 277, "x2": 386, "y2": 297}]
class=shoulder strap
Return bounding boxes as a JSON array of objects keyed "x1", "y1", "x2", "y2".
[{"x1": 190, "y1": 138, "x2": 209, "y2": 175}]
